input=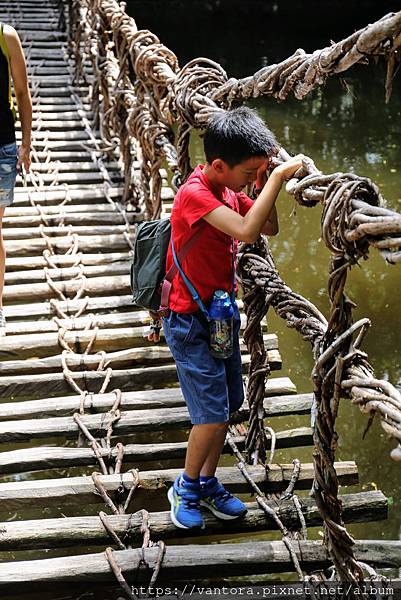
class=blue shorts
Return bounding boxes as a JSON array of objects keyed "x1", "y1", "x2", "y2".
[
  {"x1": 162, "y1": 302, "x2": 244, "y2": 425},
  {"x1": 0, "y1": 142, "x2": 18, "y2": 208}
]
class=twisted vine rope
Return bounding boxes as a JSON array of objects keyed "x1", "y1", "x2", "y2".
[{"x1": 66, "y1": 0, "x2": 401, "y2": 582}]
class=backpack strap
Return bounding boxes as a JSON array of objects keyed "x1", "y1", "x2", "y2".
[
  {"x1": 159, "y1": 221, "x2": 206, "y2": 316},
  {"x1": 171, "y1": 237, "x2": 210, "y2": 321}
]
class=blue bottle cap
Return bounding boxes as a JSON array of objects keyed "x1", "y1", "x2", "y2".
[{"x1": 214, "y1": 290, "x2": 229, "y2": 299}]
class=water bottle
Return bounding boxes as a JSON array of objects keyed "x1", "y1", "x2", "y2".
[{"x1": 209, "y1": 290, "x2": 234, "y2": 359}]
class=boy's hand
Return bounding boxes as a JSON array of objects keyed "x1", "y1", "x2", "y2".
[
  {"x1": 272, "y1": 154, "x2": 305, "y2": 182},
  {"x1": 147, "y1": 312, "x2": 162, "y2": 343},
  {"x1": 255, "y1": 158, "x2": 269, "y2": 189}
]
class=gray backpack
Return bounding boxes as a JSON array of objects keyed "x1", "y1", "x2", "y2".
[{"x1": 130, "y1": 218, "x2": 205, "y2": 315}]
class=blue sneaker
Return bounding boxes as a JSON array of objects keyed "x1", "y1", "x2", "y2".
[
  {"x1": 167, "y1": 475, "x2": 205, "y2": 529},
  {"x1": 200, "y1": 477, "x2": 247, "y2": 520}
]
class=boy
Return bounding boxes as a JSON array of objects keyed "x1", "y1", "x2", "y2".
[
  {"x1": 0, "y1": 23, "x2": 32, "y2": 335},
  {"x1": 162, "y1": 106, "x2": 304, "y2": 529}
]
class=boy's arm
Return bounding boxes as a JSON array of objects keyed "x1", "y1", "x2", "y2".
[
  {"x1": 254, "y1": 161, "x2": 279, "y2": 236},
  {"x1": 5, "y1": 25, "x2": 32, "y2": 172},
  {"x1": 203, "y1": 155, "x2": 304, "y2": 243}
]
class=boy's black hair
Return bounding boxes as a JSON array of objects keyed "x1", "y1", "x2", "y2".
[{"x1": 204, "y1": 106, "x2": 277, "y2": 168}]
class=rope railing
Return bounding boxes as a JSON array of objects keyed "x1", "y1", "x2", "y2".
[{"x1": 65, "y1": 0, "x2": 401, "y2": 584}]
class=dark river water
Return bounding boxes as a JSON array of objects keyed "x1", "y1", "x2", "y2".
[{"x1": 125, "y1": 0, "x2": 401, "y2": 544}]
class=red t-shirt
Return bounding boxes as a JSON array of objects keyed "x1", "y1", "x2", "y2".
[{"x1": 166, "y1": 165, "x2": 254, "y2": 313}]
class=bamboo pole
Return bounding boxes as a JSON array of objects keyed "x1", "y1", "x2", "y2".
[
  {"x1": 3, "y1": 212, "x2": 137, "y2": 229},
  {"x1": 0, "y1": 400, "x2": 296, "y2": 444},
  {"x1": 0, "y1": 427, "x2": 312, "y2": 473},
  {"x1": 3, "y1": 224, "x2": 134, "y2": 240},
  {"x1": 29, "y1": 161, "x2": 122, "y2": 172},
  {"x1": 0, "y1": 354, "x2": 280, "y2": 398},
  {"x1": 0, "y1": 541, "x2": 399, "y2": 589},
  {"x1": 3, "y1": 274, "x2": 130, "y2": 301},
  {"x1": 4, "y1": 260, "x2": 131, "y2": 285},
  {"x1": 5, "y1": 205, "x2": 123, "y2": 218},
  {"x1": 11, "y1": 186, "x2": 124, "y2": 206},
  {"x1": 15, "y1": 171, "x2": 124, "y2": 186},
  {"x1": 4, "y1": 294, "x2": 134, "y2": 318},
  {"x1": 0, "y1": 379, "x2": 297, "y2": 421},
  {"x1": 0, "y1": 462, "x2": 359, "y2": 509},
  {"x1": 5, "y1": 237, "x2": 131, "y2": 257},
  {"x1": 2, "y1": 308, "x2": 147, "y2": 335},
  {"x1": 0, "y1": 540, "x2": 399, "y2": 589},
  {"x1": 0, "y1": 492, "x2": 386, "y2": 550},
  {"x1": 0, "y1": 320, "x2": 271, "y2": 361},
  {"x1": 0, "y1": 321, "x2": 276, "y2": 357}
]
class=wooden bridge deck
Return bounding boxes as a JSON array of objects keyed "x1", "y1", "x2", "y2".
[{"x1": 0, "y1": 0, "x2": 399, "y2": 596}]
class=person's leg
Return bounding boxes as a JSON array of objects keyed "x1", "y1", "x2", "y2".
[
  {"x1": 163, "y1": 310, "x2": 230, "y2": 528},
  {"x1": 185, "y1": 421, "x2": 229, "y2": 479},
  {"x1": 0, "y1": 141, "x2": 18, "y2": 334},
  {"x1": 0, "y1": 207, "x2": 6, "y2": 308},
  {"x1": 196, "y1": 301, "x2": 244, "y2": 480},
  {"x1": 199, "y1": 303, "x2": 247, "y2": 519}
]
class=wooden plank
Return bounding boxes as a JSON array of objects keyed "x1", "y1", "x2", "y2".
[
  {"x1": 0, "y1": 323, "x2": 272, "y2": 365},
  {"x1": 9, "y1": 183, "x2": 171, "y2": 207},
  {"x1": 2, "y1": 308, "x2": 148, "y2": 336},
  {"x1": 30, "y1": 113, "x2": 82, "y2": 122},
  {"x1": 29, "y1": 161, "x2": 122, "y2": 172},
  {"x1": 4, "y1": 236, "x2": 131, "y2": 257},
  {"x1": 3, "y1": 274, "x2": 131, "y2": 302},
  {"x1": 4, "y1": 211, "x2": 131, "y2": 230},
  {"x1": 15, "y1": 171, "x2": 124, "y2": 186},
  {"x1": 10, "y1": 186, "x2": 123, "y2": 206},
  {"x1": 4, "y1": 294, "x2": 134, "y2": 318},
  {"x1": 0, "y1": 355, "x2": 280, "y2": 398},
  {"x1": 28, "y1": 68, "x2": 93, "y2": 77},
  {"x1": 0, "y1": 379, "x2": 297, "y2": 420},
  {"x1": 4, "y1": 205, "x2": 126, "y2": 221},
  {"x1": 29, "y1": 76, "x2": 77, "y2": 86},
  {"x1": 16, "y1": 138, "x2": 99, "y2": 151},
  {"x1": 12, "y1": 150, "x2": 100, "y2": 161},
  {"x1": 0, "y1": 398, "x2": 293, "y2": 444},
  {"x1": 1, "y1": 540, "x2": 397, "y2": 588},
  {"x1": 5, "y1": 204, "x2": 122, "y2": 217},
  {"x1": 4, "y1": 260, "x2": 131, "y2": 286},
  {"x1": 30, "y1": 119, "x2": 85, "y2": 131},
  {"x1": 0, "y1": 306, "x2": 262, "y2": 341},
  {"x1": 0, "y1": 427, "x2": 312, "y2": 473},
  {"x1": 16, "y1": 129, "x2": 91, "y2": 140},
  {"x1": 0, "y1": 492, "x2": 387, "y2": 549},
  {"x1": 19, "y1": 32, "x2": 67, "y2": 42},
  {"x1": 22, "y1": 52, "x2": 67, "y2": 61},
  {"x1": 13, "y1": 24, "x2": 61, "y2": 32},
  {"x1": 0, "y1": 322, "x2": 277, "y2": 358},
  {"x1": 29, "y1": 102, "x2": 91, "y2": 111},
  {"x1": 0, "y1": 462, "x2": 359, "y2": 509},
  {"x1": 3, "y1": 223, "x2": 131, "y2": 241},
  {"x1": 28, "y1": 62, "x2": 70, "y2": 68}
]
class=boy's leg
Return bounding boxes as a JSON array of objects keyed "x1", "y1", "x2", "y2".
[
  {"x1": 185, "y1": 422, "x2": 229, "y2": 479},
  {"x1": 163, "y1": 309, "x2": 246, "y2": 527},
  {"x1": 199, "y1": 304, "x2": 247, "y2": 519},
  {"x1": 0, "y1": 208, "x2": 6, "y2": 307}
]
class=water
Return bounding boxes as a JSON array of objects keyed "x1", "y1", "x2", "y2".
[{"x1": 126, "y1": 0, "x2": 401, "y2": 541}]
